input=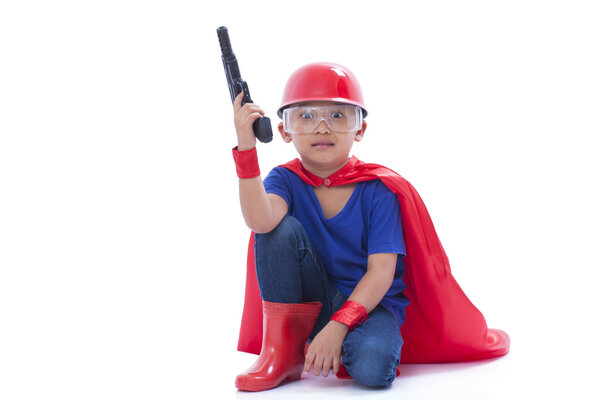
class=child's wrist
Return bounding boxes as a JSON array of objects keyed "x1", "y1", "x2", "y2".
[
  {"x1": 330, "y1": 301, "x2": 368, "y2": 331},
  {"x1": 236, "y1": 145, "x2": 255, "y2": 151},
  {"x1": 329, "y1": 319, "x2": 349, "y2": 333},
  {"x1": 232, "y1": 146, "x2": 260, "y2": 179},
  {"x1": 236, "y1": 140, "x2": 255, "y2": 151}
]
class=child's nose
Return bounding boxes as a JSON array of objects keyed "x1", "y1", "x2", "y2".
[{"x1": 314, "y1": 118, "x2": 331, "y2": 134}]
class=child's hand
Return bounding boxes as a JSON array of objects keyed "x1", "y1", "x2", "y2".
[
  {"x1": 233, "y1": 92, "x2": 265, "y2": 150},
  {"x1": 304, "y1": 320, "x2": 348, "y2": 377}
]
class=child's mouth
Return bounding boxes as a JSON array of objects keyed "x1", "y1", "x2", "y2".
[{"x1": 312, "y1": 140, "x2": 334, "y2": 148}]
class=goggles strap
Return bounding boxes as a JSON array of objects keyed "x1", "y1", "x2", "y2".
[{"x1": 232, "y1": 146, "x2": 260, "y2": 179}]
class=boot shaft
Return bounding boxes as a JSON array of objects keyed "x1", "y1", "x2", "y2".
[{"x1": 261, "y1": 301, "x2": 322, "y2": 350}]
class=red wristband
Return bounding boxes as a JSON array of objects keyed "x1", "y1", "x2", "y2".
[
  {"x1": 232, "y1": 146, "x2": 260, "y2": 179},
  {"x1": 331, "y1": 301, "x2": 368, "y2": 331}
]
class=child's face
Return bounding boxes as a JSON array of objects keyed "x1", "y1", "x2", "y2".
[{"x1": 278, "y1": 101, "x2": 367, "y2": 170}]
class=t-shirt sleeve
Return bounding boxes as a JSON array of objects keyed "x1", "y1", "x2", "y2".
[
  {"x1": 368, "y1": 181, "x2": 406, "y2": 256},
  {"x1": 262, "y1": 167, "x2": 292, "y2": 209}
]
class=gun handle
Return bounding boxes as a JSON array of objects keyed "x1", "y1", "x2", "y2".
[
  {"x1": 253, "y1": 116, "x2": 273, "y2": 143},
  {"x1": 234, "y1": 79, "x2": 271, "y2": 142}
]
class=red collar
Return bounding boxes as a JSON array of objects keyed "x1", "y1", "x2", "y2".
[{"x1": 284, "y1": 156, "x2": 362, "y2": 187}]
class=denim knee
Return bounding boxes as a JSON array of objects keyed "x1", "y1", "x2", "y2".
[
  {"x1": 342, "y1": 335, "x2": 400, "y2": 388},
  {"x1": 254, "y1": 215, "x2": 303, "y2": 249}
]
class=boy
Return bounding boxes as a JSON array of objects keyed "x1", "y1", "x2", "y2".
[{"x1": 231, "y1": 63, "x2": 509, "y2": 391}]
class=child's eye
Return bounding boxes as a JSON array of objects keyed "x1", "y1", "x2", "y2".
[
  {"x1": 300, "y1": 112, "x2": 313, "y2": 119},
  {"x1": 331, "y1": 111, "x2": 344, "y2": 119}
]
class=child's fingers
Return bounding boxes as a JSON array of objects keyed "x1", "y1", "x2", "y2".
[
  {"x1": 233, "y1": 93, "x2": 265, "y2": 116},
  {"x1": 245, "y1": 112, "x2": 263, "y2": 125},
  {"x1": 312, "y1": 354, "x2": 325, "y2": 376},
  {"x1": 322, "y1": 357, "x2": 333, "y2": 377},
  {"x1": 237, "y1": 104, "x2": 265, "y2": 120},
  {"x1": 243, "y1": 106, "x2": 265, "y2": 118},
  {"x1": 233, "y1": 92, "x2": 244, "y2": 109},
  {"x1": 304, "y1": 350, "x2": 315, "y2": 373},
  {"x1": 332, "y1": 356, "x2": 340, "y2": 375}
]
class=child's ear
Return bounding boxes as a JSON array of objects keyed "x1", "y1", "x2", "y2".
[
  {"x1": 355, "y1": 120, "x2": 367, "y2": 142},
  {"x1": 278, "y1": 122, "x2": 292, "y2": 143}
]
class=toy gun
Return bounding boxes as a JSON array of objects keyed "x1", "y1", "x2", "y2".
[{"x1": 217, "y1": 26, "x2": 272, "y2": 143}]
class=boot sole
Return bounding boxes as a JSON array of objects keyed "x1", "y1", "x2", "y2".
[{"x1": 235, "y1": 365, "x2": 303, "y2": 392}]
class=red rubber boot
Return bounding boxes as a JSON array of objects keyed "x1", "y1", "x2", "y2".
[{"x1": 235, "y1": 301, "x2": 322, "y2": 391}]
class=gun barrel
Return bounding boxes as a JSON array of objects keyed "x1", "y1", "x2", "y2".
[
  {"x1": 217, "y1": 26, "x2": 233, "y2": 56},
  {"x1": 217, "y1": 25, "x2": 272, "y2": 143}
]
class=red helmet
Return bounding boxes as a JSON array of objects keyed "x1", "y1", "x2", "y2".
[{"x1": 277, "y1": 62, "x2": 367, "y2": 118}]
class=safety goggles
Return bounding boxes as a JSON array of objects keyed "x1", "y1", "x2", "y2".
[{"x1": 282, "y1": 104, "x2": 362, "y2": 134}]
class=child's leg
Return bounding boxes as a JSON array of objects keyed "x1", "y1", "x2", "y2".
[
  {"x1": 254, "y1": 215, "x2": 342, "y2": 338},
  {"x1": 340, "y1": 305, "x2": 403, "y2": 388},
  {"x1": 237, "y1": 215, "x2": 343, "y2": 391}
]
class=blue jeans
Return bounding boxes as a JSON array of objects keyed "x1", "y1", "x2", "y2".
[{"x1": 254, "y1": 215, "x2": 403, "y2": 388}]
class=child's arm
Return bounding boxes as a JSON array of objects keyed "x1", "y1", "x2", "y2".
[
  {"x1": 305, "y1": 253, "x2": 397, "y2": 377},
  {"x1": 347, "y1": 253, "x2": 397, "y2": 312},
  {"x1": 233, "y1": 92, "x2": 288, "y2": 233}
]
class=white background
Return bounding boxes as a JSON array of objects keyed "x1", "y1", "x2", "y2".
[{"x1": 1, "y1": 1, "x2": 599, "y2": 399}]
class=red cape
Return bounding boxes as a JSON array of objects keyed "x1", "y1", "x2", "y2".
[{"x1": 237, "y1": 156, "x2": 510, "y2": 363}]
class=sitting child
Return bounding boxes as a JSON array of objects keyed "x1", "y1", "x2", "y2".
[{"x1": 231, "y1": 62, "x2": 509, "y2": 392}]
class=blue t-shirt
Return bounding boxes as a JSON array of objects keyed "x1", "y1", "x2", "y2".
[{"x1": 263, "y1": 166, "x2": 410, "y2": 327}]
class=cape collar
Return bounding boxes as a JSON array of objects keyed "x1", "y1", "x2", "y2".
[{"x1": 284, "y1": 156, "x2": 362, "y2": 187}]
